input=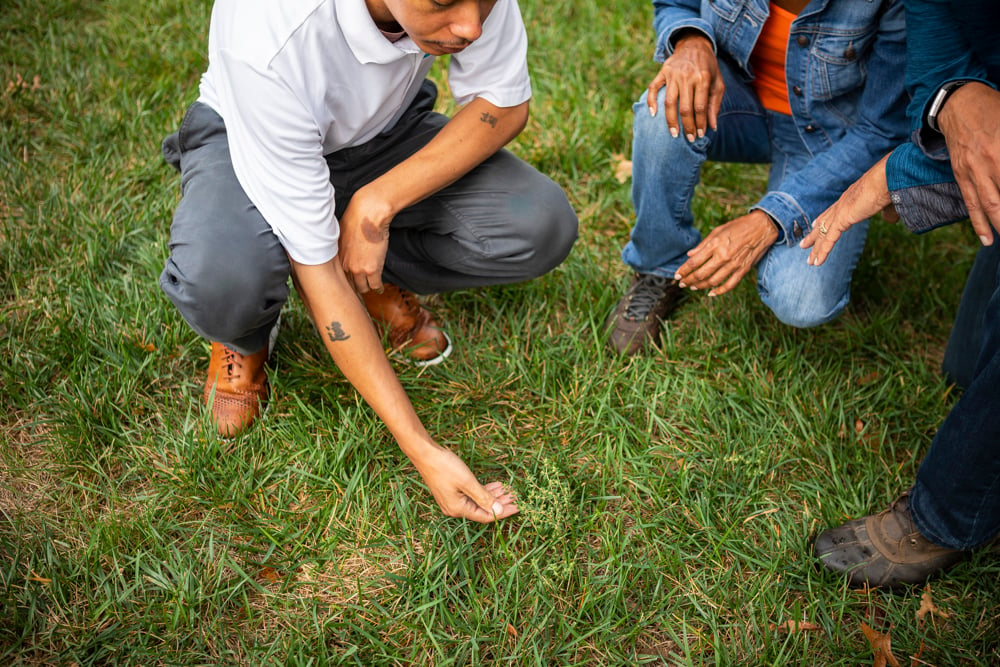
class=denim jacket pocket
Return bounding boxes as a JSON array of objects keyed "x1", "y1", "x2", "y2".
[
  {"x1": 706, "y1": 0, "x2": 767, "y2": 63},
  {"x1": 809, "y1": 30, "x2": 874, "y2": 101}
]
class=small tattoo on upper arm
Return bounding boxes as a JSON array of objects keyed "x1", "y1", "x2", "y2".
[
  {"x1": 479, "y1": 112, "x2": 498, "y2": 128},
  {"x1": 326, "y1": 322, "x2": 350, "y2": 342}
]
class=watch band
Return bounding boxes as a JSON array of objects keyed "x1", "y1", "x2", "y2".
[{"x1": 926, "y1": 79, "x2": 978, "y2": 132}]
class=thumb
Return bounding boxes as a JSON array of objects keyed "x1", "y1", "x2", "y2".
[{"x1": 467, "y1": 481, "x2": 504, "y2": 518}]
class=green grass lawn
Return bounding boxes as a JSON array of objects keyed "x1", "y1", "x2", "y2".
[{"x1": 2, "y1": 0, "x2": 998, "y2": 664}]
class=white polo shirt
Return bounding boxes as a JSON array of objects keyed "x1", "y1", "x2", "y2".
[{"x1": 197, "y1": 0, "x2": 532, "y2": 265}]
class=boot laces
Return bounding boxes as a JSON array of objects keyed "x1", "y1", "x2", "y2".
[
  {"x1": 396, "y1": 287, "x2": 419, "y2": 316},
  {"x1": 625, "y1": 274, "x2": 672, "y2": 320},
  {"x1": 221, "y1": 347, "x2": 244, "y2": 381}
]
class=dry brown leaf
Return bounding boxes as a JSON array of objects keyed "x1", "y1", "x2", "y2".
[
  {"x1": 861, "y1": 622, "x2": 900, "y2": 667},
  {"x1": 613, "y1": 153, "x2": 632, "y2": 183},
  {"x1": 858, "y1": 371, "x2": 881, "y2": 386},
  {"x1": 506, "y1": 623, "x2": 518, "y2": 639},
  {"x1": 917, "y1": 585, "x2": 949, "y2": 624},
  {"x1": 770, "y1": 619, "x2": 822, "y2": 634}
]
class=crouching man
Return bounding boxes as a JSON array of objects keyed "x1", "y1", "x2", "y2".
[{"x1": 159, "y1": 0, "x2": 578, "y2": 522}]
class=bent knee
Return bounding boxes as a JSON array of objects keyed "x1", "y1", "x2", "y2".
[
  {"x1": 764, "y1": 292, "x2": 849, "y2": 328},
  {"x1": 537, "y1": 183, "x2": 579, "y2": 263},
  {"x1": 161, "y1": 248, "x2": 289, "y2": 341},
  {"x1": 509, "y1": 180, "x2": 578, "y2": 274}
]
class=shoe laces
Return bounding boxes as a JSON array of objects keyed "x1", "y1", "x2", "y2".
[
  {"x1": 882, "y1": 492, "x2": 922, "y2": 544},
  {"x1": 395, "y1": 287, "x2": 420, "y2": 316},
  {"x1": 625, "y1": 274, "x2": 673, "y2": 320},
  {"x1": 221, "y1": 347, "x2": 244, "y2": 380}
]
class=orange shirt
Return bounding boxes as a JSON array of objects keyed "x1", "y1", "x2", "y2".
[{"x1": 749, "y1": 3, "x2": 795, "y2": 115}]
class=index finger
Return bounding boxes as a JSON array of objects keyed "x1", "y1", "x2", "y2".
[
  {"x1": 341, "y1": 264, "x2": 367, "y2": 294},
  {"x1": 366, "y1": 273, "x2": 384, "y2": 293},
  {"x1": 801, "y1": 220, "x2": 844, "y2": 266},
  {"x1": 646, "y1": 72, "x2": 667, "y2": 118},
  {"x1": 956, "y1": 172, "x2": 1000, "y2": 245}
]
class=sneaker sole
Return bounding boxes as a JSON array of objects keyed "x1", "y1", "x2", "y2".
[{"x1": 407, "y1": 331, "x2": 453, "y2": 367}]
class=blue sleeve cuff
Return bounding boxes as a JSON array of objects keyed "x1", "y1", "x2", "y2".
[{"x1": 886, "y1": 144, "x2": 967, "y2": 233}]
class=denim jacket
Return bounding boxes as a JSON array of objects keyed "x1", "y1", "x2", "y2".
[{"x1": 652, "y1": 0, "x2": 909, "y2": 243}]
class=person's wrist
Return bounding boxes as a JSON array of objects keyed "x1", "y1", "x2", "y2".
[
  {"x1": 935, "y1": 81, "x2": 988, "y2": 137},
  {"x1": 751, "y1": 209, "x2": 781, "y2": 244},
  {"x1": 354, "y1": 181, "x2": 399, "y2": 229},
  {"x1": 395, "y1": 428, "x2": 442, "y2": 464},
  {"x1": 672, "y1": 28, "x2": 711, "y2": 52}
]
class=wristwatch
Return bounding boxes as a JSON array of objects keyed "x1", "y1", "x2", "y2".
[{"x1": 926, "y1": 79, "x2": 977, "y2": 132}]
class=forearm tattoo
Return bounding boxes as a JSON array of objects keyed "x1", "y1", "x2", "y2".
[
  {"x1": 326, "y1": 321, "x2": 350, "y2": 343},
  {"x1": 479, "y1": 111, "x2": 498, "y2": 128}
]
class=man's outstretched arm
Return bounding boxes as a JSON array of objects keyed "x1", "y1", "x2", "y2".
[{"x1": 290, "y1": 256, "x2": 518, "y2": 523}]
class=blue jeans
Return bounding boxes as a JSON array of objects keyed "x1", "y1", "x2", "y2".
[
  {"x1": 911, "y1": 241, "x2": 1000, "y2": 550},
  {"x1": 621, "y1": 58, "x2": 869, "y2": 328}
]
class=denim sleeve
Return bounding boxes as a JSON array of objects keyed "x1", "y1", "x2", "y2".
[
  {"x1": 753, "y1": 0, "x2": 909, "y2": 244},
  {"x1": 652, "y1": 0, "x2": 717, "y2": 62}
]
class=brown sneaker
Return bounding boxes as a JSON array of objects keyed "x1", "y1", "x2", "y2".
[
  {"x1": 361, "y1": 283, "x2": 452, "y2": 366},
  {"x1": 812, "y1": 492, "x2": 969, "y2": 589},
  {"x1": 606, "y1": 273, "x2": 686, "y2": 355},
  {"x1": 204, "y1": 341, "x2": 270, "y2": 438}
]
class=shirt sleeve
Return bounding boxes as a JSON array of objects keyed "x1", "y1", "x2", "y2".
[
  {"x1": 902, "y1": 0, "x2": 992, "y2": 159},
  {"x1": 880, "y1": 0, "x2": 998, "y2": 232},
  {"x1": 886, "y1": 143, "x2": 967, "y2": 233},
  {"x1": 448, "y1": 0, "x2": 532, "y2": 107},
  {"x1": 210, "y1": 51, "x2": 339, "y2": 266}
]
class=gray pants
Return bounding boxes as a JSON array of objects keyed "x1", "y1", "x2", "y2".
[{"x1": 160, "y1": 81, "x2": 578, "y2": 354}]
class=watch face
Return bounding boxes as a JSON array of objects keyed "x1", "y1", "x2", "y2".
[{"x1": 927, "y1": 80, "x2": 972, "y2": 131}]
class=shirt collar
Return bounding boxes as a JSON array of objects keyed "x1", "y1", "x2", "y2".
[{"x1": 339, "y1": 0, "x2": 424, "y2": 63}]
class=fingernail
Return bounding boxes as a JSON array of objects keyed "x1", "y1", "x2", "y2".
[
  {"x1": 686, "y1": 133, "x2": 695, "y2": 143},
  {"x1": 697, "y1": 128, "x2": 705, "y2": 138},
  {"x1": 980, "y1": 235, "x2": 991, "y2": 245},
  {"x1": 678, "y1": 281, "x2": 687, "y2": 288},
  {"x1": 689, "y1": 285, "x2": 698, "y2": 291},
  {"x1": 649, "y1": 107, "x2": 655, "y2": 117},
  {"x1": 670, "y1": 127, "x2": 679, "y2": 138},
  {"x1": 492, "y1": 502, "x2": 503, "y2": 515},
  {"x1": 673, "y1": 272, "x2": 682, "y2": 281}
]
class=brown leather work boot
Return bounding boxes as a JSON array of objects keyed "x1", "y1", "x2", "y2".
[
  {"x1": 812, "y1": 491, "x2": 969, "y2": 589},
  {"x1": 361, "y1": 283, "x2": 452, "y2": 366},
  {"x1": 204, "y1": 341, "x2": 270, "y2": 437}
]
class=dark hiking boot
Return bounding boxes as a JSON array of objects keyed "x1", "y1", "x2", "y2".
[
  {"x1": 813, "y1": 492, "x2": 969, "y2": 589},
  {"x1": 606, "y1": 273, "x2": 686, "y2": 355}
]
